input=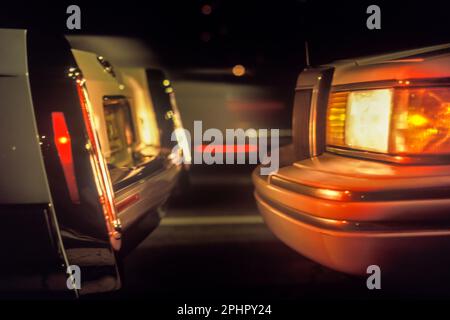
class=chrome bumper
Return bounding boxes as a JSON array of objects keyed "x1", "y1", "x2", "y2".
[{"x1": 253, "y1": 165, "x2": 450, "y2": 275}]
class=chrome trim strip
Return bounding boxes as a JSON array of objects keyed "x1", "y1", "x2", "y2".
[
  {"x1": 114, "y1": 166, "x2": 168, "y2": 195},
  {"x1": 327, "y1": 147, "x2": 450, "y2": 165},
  {"x1": 269, "y1": 174, "x2": 450, "y2": 202},
  {"x1": 256, "y1": 192, "x2": 450, "y2": 232},
  {"x1": 309, "y1": 78, "x2": 321, "y2": 156},
  {"x1": 332, "y1": 77, "x2": 450, "y2": 92}
]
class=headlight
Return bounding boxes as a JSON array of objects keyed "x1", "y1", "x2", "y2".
[
  {"x1": 326, "y1": 86, "x2": 450, "y2": 157},
  {"x1": 345, "y1": 89, "x2": 393, "y2": 153}
]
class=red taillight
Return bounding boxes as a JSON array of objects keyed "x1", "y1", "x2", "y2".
[
  {"x1": 51, "y1": 112, "x2": 80, "y2": 204},
  {"x1": 76, "y1": 81, "x2": 122, "y2": 250}
]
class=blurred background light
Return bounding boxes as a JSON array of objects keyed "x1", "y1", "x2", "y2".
[{"x1": 232, "y1": 64, "x2": 246, "y2": 77}]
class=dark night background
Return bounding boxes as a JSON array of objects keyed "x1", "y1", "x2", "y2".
[
  {"x1": 1, "y1": 1, "x2": 448, "y2": 73},
  {"x1": 2, "y1": 0, "x2": 447, "y2": 133}
]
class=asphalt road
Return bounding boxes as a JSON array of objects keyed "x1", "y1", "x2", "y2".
[
  {"x1": 113, "y1": 166, "x2": 450, "y2": 301},
  {"x1": 113, "y1": 167, "x2": 366, "y2": 301}
]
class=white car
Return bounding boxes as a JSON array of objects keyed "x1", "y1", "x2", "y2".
[{"x1": 0, "y1": 29, "x2": 185, "y2": 295}]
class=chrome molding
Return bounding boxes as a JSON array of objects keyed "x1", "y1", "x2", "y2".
[
  {"x1": 309, "y1": 83, "x2": 319, "y2": 156},
  {"x1": 269, "y1": 174, "x2": 450, "y2": 202},
  {"x1": 327, "y1": 146, "x2": 450, "y2": 166},
  {"x1": 256, "y1": 192, "x2": 450, "y2": 233},
  {"x1": 331, "y1": 77, "x2": 450, "y2": 92}
]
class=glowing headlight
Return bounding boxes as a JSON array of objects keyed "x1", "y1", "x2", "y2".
[
  {"x1": 326, "y1": 86, "x2": 450, "y2": 156},
  {"x1": 345, "y1": 89, "x2": 393, "y2": 153}
]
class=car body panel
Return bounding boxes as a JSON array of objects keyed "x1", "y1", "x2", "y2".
[
  {"x1": 115, "y1": 162, "x2": 178, "y2": 229},
  {"x1": 255, "y1": 191, "x2": 450, "y2": 275},
  {"x1": 28, "y1": 32, "x2": 121, "y2": 295},
  {"x1": 0, "y1": 29, "x2": 73, "y2": 294},
  {"x1": 0, "y1": 30, "x2": 127, "y2": 294},
  {"x1": 330, "y1": 43, "x2": 450, "y2": 85},
  {"x1": 254, "y1": 168, "x2": 450, "y2": 225},
  {"x1": 0, "y1": 30, "x2": 183, "y2": 293},
  {"x1": 0, "y1": 29, "x2": 50, "y2": 204}
]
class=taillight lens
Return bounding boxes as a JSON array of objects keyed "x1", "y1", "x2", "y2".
[
  {"x1": 326, "y1": 86, "x2": 450, "y2": 156},
  {"x1": 52, "y1": 112, "x2": 80, "y2": 204}
]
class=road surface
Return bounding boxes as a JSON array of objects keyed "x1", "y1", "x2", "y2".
[{"x1": 113, "y1": 166, "x2": 410, "y2": 301}]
